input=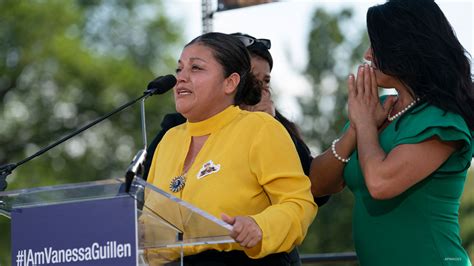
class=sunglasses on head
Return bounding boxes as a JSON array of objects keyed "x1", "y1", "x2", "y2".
[{"x1": 234, "y1": 35, "x2": 271, "y2": 50}]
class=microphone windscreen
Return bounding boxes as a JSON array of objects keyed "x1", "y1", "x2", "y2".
[{"x1": 146, "y1": 75, "x2": 177, "y2": 95}]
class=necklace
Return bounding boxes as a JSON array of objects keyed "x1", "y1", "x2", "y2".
[
  {"x1": 169, "y1": 155, "x2": 196, "y2": 193},
  {"x1": 170, "y1": 136, "x2": 207, "y2": 193},
  {"x1": 387, "y1": 98, "x2": 420, "y2": 122}
]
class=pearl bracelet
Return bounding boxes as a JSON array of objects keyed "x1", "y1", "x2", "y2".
[{"x1": 331, "y1": 138, "x2": 350, "y2": 163}]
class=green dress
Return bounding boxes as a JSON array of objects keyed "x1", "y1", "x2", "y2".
[{"x1": 343, "y1": 102, "x2": 473, "y2": 266}]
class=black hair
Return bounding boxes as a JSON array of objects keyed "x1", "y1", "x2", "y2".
[
  {"x1": 248, "y1": 44, "x2": 274, "y2": 70},
  {"x1": 367, "y1": 0, "x2": 474, "y2": 129},
  {"x1": 186, "y1": 32, "x2": 262, "y2": 106}
]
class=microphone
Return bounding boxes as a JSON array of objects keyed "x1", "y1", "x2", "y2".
[
  {"x1": 0, "y1": 75, "x2": 176, "y2": 192},
  {"x1": 144, "y1": 75, "x2": 177, "y2": 96}
]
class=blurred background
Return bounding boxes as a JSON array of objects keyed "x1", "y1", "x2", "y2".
[{"x1": 1, "y1": 0, "x2": 472, "y2": 264}]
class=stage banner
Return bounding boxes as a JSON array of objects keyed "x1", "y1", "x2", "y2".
[
  {"x1": 11, "y1": 196, "x2": 137, "y2": 266},
  {"x1": 217, "y1": 0, "x2": 275, "y2": 11}
]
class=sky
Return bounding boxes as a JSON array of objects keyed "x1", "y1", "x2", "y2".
[{"x1": 164, "y1": 0, "x2": 474, "y2": 121}]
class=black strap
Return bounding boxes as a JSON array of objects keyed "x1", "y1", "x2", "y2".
[{"x1": 167, "y1": 249, "x2": 298, "y2": 266}]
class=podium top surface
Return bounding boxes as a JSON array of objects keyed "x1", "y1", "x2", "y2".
[
  {"x1": 0, "y1": 178, "x2": 234, "y2": 249},
  {"x1": 0, "y1": 178, "x2": 127, "y2": 212}
]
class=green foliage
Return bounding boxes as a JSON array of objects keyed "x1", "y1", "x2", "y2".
[
  {"x1": 300, "y1": 190, "x2": 355, "y2": 254},
  {"x1": 299, "y1": 8, "x2": 368, "y2": 262},
  {"x1": 0, "y1": 0, "x2": 183, "y2": 263},
  {"x1": 300, "y1": 8, "x2": 368, "y2": 152},
  {"x1": 460, "y1": 170, "x2": 474, "y2": 260}
]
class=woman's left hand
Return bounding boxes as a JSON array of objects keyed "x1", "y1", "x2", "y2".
[
  {"x1": 348, "y1": 64, "x2": 396, "y2": 129},
  {"x1": 221, "y1": 213, "x2": 262, "y2": 248}
]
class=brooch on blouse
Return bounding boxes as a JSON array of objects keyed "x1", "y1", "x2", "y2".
[
  {"x1": 169, "y1": 174, "x2": 186, "y2": 193},
  {"x1": 197, "y1": 160, "x2": 221, "y2": 179}
]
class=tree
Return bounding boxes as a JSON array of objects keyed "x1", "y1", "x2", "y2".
[
  {"x1": 297, "y1": 7, "x2": 367, "y2": 264},
  {"x1": 0, "y1": 0, "x2": 183, "y2": 263},
  {"x1": 459, "y1": 171, "x2": 474, "y2": 258}
]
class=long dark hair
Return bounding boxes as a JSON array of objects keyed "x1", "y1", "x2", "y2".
[
  {"x1": 186, "y1": 32, "x2": 261, "y2": 106},
  {"x1": 367, "y1": 0, "x2": 474, "y2": 129}
]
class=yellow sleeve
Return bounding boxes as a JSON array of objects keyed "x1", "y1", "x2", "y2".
[{"x1": 246, "y1": 120, "x2": 317, "y2": 258}]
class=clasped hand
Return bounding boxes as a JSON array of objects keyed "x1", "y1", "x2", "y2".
[
  {"x1": 222, "y1": 213, "x2": 262, "y2": 248},
  {"x1": 348, "y1": 64, "x2": 396, "y2": 129}
]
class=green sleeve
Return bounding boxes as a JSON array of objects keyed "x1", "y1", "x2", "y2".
[{"x1": 394, "y1": 104, "x2": 473, "y2": 174}]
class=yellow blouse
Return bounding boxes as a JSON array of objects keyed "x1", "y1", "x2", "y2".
[{"x1": 147, "y1": 105, "x2": 317, "y2": 259}]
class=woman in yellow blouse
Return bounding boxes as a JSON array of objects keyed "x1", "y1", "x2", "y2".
[{"x1": 146, "y1": 32, "x2": 317, "y2": 265}]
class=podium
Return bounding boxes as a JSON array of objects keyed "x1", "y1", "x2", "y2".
[{"x1": 0, "y1": 178, "x2": 234, "y2": 265}]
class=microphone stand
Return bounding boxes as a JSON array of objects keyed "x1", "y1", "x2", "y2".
[
  {"x1": 0, "y1": 90, "x2": 158, "y2": 192},
  {"x1": 123, "y1": 74, "x2": 180, "y2": 193},
  {"x1": 124, "y1": 98, "x2": 149, "y2": 193}
]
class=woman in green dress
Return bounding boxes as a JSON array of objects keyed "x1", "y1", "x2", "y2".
[{"x1": 309, "y1": 0, "x2": 474, "y2": 265}]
